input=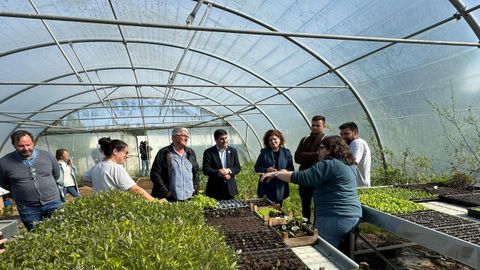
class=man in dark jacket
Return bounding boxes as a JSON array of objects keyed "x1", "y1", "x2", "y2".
[
  {"x1": 150, "y1": 128, "x2": 199, "y2": 201},
  {"x1": 294, "y1": 115, "x2": 326, "y2": 223},
  {"x1": 202, "y1": 129, "x2": 241, "y2": 200}
]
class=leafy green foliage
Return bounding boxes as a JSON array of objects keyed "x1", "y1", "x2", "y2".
[
  {"x1": 446, "y1": 172, "x2": 474, "y2": 189},
  {"x1": 0, "y1": 191, "x2": 237, "y2": 270},
  {"x1": 358, "y1": 187, "x2": 432, "y2": 214},
  {"x1": 256, "y1": 207, "x2": 283, "y2": 218},
  {"x1": 235, "y1": 162, "x2": 302, "y2": 216},
  {"x1": 189, "y1": 194, "x2": 218, "y2": 209}
]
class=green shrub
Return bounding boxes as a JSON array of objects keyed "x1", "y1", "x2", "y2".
[
  {"x1": 446, "y1": 172, "x2": 474, "y2": 189},
  {"x1": 0, "y1": 191, "x2": 237, "y2": 270}
]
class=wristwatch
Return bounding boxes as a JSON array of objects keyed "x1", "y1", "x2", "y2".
[{"x1": 274, "y1": 171, "x2": 280, "y2": 178}]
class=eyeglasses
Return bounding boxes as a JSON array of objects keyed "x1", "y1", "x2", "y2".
[
  {"x1": 175, "y1": 134, "x2": 190, "y2": 139},
  {"x1": 30, "y1": 167, "x2": 36, "y2": 178}
]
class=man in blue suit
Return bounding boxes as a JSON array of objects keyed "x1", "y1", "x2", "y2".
[{"x1": 202, "y1": 129, "x2": 241, "y2": 200}]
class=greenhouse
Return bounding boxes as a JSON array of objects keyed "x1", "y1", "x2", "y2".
[{"x1": 1, "y1": 0, "x2": 480, "y2": 269}]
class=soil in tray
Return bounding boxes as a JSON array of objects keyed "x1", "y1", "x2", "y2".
[
  {"x1": 239, "y1": 248, "x2": 309, "y2": 270},
  {"x1": 224, "y1": 229, "x2": 287, "y2": 252},
  {"x1": 439, "y1": 193, "x2": 480, "y2": 207},
  {"x1": 397, "y1": 210, "x2": 480, "y2": 245},
  {"x1": 397, "y1": 211, "x2": 476, "y2": 229},
  {"x1": 206, "y1": 217, "x2": 270, "y2": 233},
  {"x1": 203, "y1": 207, "x2": 255, "y2": 219}
]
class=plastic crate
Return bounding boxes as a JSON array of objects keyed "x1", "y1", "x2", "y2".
[{"x1": 0, "y1": 219, "x2": 19, "y2": 239}]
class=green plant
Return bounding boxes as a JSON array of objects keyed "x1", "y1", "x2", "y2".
[
  {"x1": 256, "y1": 207, "x2": 283, "y2": 218},
  {"x1": 358, "y1": 187, "x2": 431, "y2": 214},
  {"x1": 428, "y1": 85, "x2": 480, "y2": 177},
  {"x1": 189, "y1": 194, "x2": 218, "y2": 209},
  {"x1": 446, "y1": 172, "x2": 474, "y2": 189},
  {"x1": 0, "y1": 191, "x2": 237, "y2": 270}
]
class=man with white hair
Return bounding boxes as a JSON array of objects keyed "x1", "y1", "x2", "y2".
[{"x1": 150, "y1": 127, "x2": 199, "y2": 201}]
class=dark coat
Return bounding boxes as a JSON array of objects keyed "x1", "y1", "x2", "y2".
[
  {"x1": 150, "y1": 144, "x2": 199, "y2": 199},
  {"x1": 202, "y1": 146, "x2": 241, "y2": 200},
  {"x1": 254, "y1": 147, "x2": 294, "y2": 202}
]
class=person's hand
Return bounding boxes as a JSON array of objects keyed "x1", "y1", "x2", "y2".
[
  {"x1": 258, "y1": 172, "x2": 274, "y2": 183},
  {"x1": 217, "y1": 168, "x2": 230, "y2": 176},
  {"x1": 223, "y1": 174, "x2": 231, "y2": 181},
  {"x1": 266, "y1": 167, "x2": 277, "y2": 172},
  {"x1": 156, "y1": 198, "x2": 168, "y2": 204},
  {"x1": 0, "y1": 238, "x2": 7, "y2": 254},
  {"x1": 279, "y1": 169, "x2": 288, "y2": 172}
]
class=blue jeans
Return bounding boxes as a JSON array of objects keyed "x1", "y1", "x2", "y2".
[
  {"x1": 315, "y1": 216, "x2": 359, "y2": 248},
  {"x1": 141, "y1": 160, "x2": 150, "y2": 176},
  {"x1": 64, "y1": 186, "x2": 80, "y2": 198},
  {"x1": 17, "y1": 200, "x2": 63, "y2": 231}
]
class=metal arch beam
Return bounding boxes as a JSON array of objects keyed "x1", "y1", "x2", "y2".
[
  {"x1": 0, "y1": 65, "x2": 278, "y2": 149},
  {"x1": 0, "y1": 38, "x2": 295, "y2": 128},
  {"x1": 38, "y1": 87, "x2": 257, "y2": 159},
  {"x1": 0, "y1": 42, "x2": 280, "y2": 131},
  {"x1": 202, "y1": 0, "x2": 387, "y2": 167},
  {"x1": 0, "y1": 78, "x2": 265, "y2": 155},
  {"x1": 2, "y1": 39, "x2": 311, "y2": 127},
  {"x1": 449, "y1": 0, "x2": 480, "y2": 39}
]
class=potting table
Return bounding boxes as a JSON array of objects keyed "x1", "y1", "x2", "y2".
[{"x1": 362, "y1": 205, "x2": 480, "y2": 269}]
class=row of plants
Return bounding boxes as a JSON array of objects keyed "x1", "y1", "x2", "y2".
[
  {"x1": 358, "y1": 187, "x2": 433, "y2": 214},
  {"x1": 0, "y1": 191, "x2": 237, "y2": 270}
]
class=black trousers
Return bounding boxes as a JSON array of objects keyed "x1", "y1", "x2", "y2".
[{"x1": 299, "y1": 185, "x2": 315, "y2": 223}]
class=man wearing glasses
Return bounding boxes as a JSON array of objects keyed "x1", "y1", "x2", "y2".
[
  {"x1": 150, "y1": 127, "x2": 199, "y2": 201},
  {"x1": 0, "y1": 130, "x2": 61, "y2": 231}
]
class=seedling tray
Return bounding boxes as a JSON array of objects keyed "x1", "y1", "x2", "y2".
[
  {"x1": 397, "y1": 210, "x2": 480, "y2": 245},
  {"x1": 467, "y1": 208, "x2": 480, "y2": 219},
  {"x1": 246, "y1": 197, "x2": 274, "y2": 207},
  {"x1": 224, "y1": 229, "x2": 287, "y2": 252},
  {"x1": 272, "y1": 223, "x2": 319, "y2": 247},
  {"x1": 217, "y1": 199, "x2": 248, "y2": 209},
  {"x1": 206, "y1": 216, "x2": 271, "y2": 233},
  {"x1": 238, "y1": 248, "x2": 309, "y2": 270},
  {"x1": 0, "y1": 219, "x2": 18, "y2": 239},
  {"x1": 439, "y1": 193, "x2": 480, "y2": 207}
]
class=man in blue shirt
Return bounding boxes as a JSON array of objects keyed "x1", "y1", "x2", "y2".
[
  {"x1": 0, "y1": 130, "x2": 61, "y2": 231},
  {"x1": 150, "y1": 128, "x2": 199, "y2": 201}
]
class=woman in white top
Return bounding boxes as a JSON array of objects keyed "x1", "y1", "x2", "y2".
[
  {"x1": 56, "y1": 149, "x2": 80, "y2": 202},
  {"x1": 83, "y1": 137, "x2": 163, "y2": 202}
]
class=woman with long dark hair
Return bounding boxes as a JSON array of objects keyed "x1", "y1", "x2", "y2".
[
  {"x1": 255, "y1": 129, "x2": 294, "y2": 205},
  {"x1": 259, "y1": 135, "x2": 361, "y2": 248},
  {"x1": 83, "y1": 137, "x2": 164, "y2": 202}
]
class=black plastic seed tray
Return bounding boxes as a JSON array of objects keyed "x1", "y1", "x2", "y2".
[
  {"x1": 206, "y1": 217, "x2": 270, "y2": 233},
  {"x1": 397, "y1": 210, "x2": 480, "y2": 245},
  {"x1": 203, "y1": 207, "x2": 255, "y2": 219},
  {"x1": 467, "y1": 208, "x2": 480, "y2": 219},
  {"x1": 238, "y1": 248, "x2": 309, "y2": 270},
  {"x1": 224, "y1": 229, "x2": 287, "y2": 252},
  {"x1": 245, "y1": 197, "x2": 275, "y2": 207},
  {"x1": 439, "y1": 193, "x2": 480, "y2": 207},
  {"x1": 217, "y1": 199, "x2": 248, "y2": 209},
  {"x1": 397, "y1": 210, "x2": 476, "y2": 229}
]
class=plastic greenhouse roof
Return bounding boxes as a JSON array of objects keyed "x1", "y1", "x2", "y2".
[{"x1": 1, "y1": 0, "x2": 480, "y2": 169}]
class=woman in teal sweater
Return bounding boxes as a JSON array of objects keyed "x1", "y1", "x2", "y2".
[{"x1": 259, "y1": 135, "x2": 361, "y2": 248}]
